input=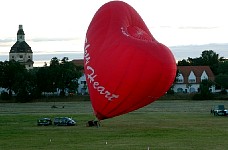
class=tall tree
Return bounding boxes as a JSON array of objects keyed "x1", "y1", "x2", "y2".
[
  {"x1": 56, "y1": 57, "x2": 82, "y2": 96},
  {"x1": 0, "y1": 60, "x2": 26, "y2": 97},
  {"x1": 36, "y1": 66, "x2": 55, "y2": 93},
  {"x1": 187, "y1": 57, "x2": 203, "y2": 66},
  {"x1": 193, "y1": 79, "x2": 214, "y2": 100},
  {"x1": 215, "y1": 74, "x2": 228, "y2": 89},
  {"x1": 50, "y1": 57, "x2": 60, "y2": 67},
  {"x1": 200, "y1": 50, "x2": 220, "y2": 74},
  {"x1": 215, "y1": 60, "x2": 228, "y2": 89},
  {"x1": 217, "y1": 60, "x2": 228, "y2": 74},
  {"x1": 201, "y1": 50, "x2": 219, "y2": 65},
  {"x1": 177, "y1": 59, "x2": 190, "y2": 66},
  {"x1": 36, "y1": 57, "x2": 82, "y2": 96}
]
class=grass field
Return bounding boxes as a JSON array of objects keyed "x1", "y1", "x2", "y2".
[{"x1": 1, "y1": 100, "x2": 228, "y2": 150}]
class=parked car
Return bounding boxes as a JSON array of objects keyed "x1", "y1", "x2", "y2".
[
  {"x1": 211, "y1": 105, "x2": 228, "y2": 116},
  {"x1": 37, "y1": 118, "x2": 52, "y2": 126},
  {"x1": 54, "y1": 117, "x2": 76, "y2": 126}
]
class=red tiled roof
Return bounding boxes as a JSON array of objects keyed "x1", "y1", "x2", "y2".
[
  {"x1": 71, "y1": 59, "x2": 84, "y2": 66},
  {"x1": 177, "y1": 66, "x2": 215, "y2": 84}
]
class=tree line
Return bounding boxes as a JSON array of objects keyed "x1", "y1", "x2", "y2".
[
  {"x1": 0, "y1": 50, "x2": 227, "y2": 102},
  {"x1": 0, "y1": 57, "x2": 83, "y2": 102}
]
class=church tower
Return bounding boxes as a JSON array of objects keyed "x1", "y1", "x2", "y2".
[{"x1": 9, "y1": 25, "x2": 34, "y2": 69}]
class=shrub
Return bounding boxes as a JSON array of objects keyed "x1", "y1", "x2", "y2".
[
  {"x1": 221, "y1": 89, "x2": 227, "y2": 95},
  {"x1": 0, "y1": 92, "x2": 11, "y2": 100},
  {"x1": 192, "y1": 93, "x2": 214, "y2": 100},
  {"x1": 16, "y1": 89, "x2": 31, "y2": 103},
  {"x1": 167, "y1": 89, "x2": 174, "y2": 95}
]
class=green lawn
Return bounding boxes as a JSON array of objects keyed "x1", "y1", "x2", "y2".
[{"x1": 1, "y1": 100, "x2": 228, "y2": 150}]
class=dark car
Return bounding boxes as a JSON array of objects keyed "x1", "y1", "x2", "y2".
[
  {"x1": 37, "y1": 118, "x2": 52, "y2": 126},
  {"x1": 54, "y1": 117, "x2": 76, "y2": 126},
  {"x1": 211, "y1": 105, "x2": 228, "y2": 116}
]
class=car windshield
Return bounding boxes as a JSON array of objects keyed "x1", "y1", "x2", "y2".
[{"x1": 214, "y1": 105, "x2": 225, "y2": 110}]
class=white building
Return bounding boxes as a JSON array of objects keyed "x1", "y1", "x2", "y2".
[
  {"x1": 71, "y1": 59, "x2": 88, "y2": 95},
  {"x1": 77, "y1": 73, "x2": 88, "y2": 95},
  {"x1": 9, "y1": 25, "x2": 33, "y2": 69},
  {"x1": 173, "y1": 66, "x2": 215, "y2": 93}
]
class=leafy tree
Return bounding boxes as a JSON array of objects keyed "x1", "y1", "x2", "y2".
[
  {"x1": 177, "y1": 56, "x2": 202, "y2": 66},
  {"x1": 0, "y1": 61, "x2": 4, "y2": 87},
  {"x1": 50, "y1": 57, "x2": 60, "y2": 67},
  {"x1": 0, "y1": 60, "x2": 37, "y2": 101},
  {"x1": 200, "y1": 79, "x2": 213, "y2": 95},
  {"x1": 0, "y1": 56, "x2": 83, "y2": 101},
  {"x1": 36, "y1": 57, "x2": 82, "y2": 97},
  {"x1": 187, "y1": 57, "x2": 203, "y2": 66},
  {"x1": 55, "y1": 57, "x2": 82, "y2": 96},
  {"x1": 0, "y1": 60, "x2": 26, "y2": 97},
  {"x1": 215, "y1": 60, "x2": 228, "y2": 89},
  {"x1": 201, "y1": 50, "x2": 219, "y2": 64},
  {"x1": 192, "y1": 79, "x2": 214, "y2": 100},
  {"x1": 36, "y1": 66, "x2": 55, "y2": 93},
  {"x1": 177, "y1": 59, "x2": 190, "y2": 66},
  {"x1": 215, "y1": 74, "x2": 228, "y2": 89},
  {"x1": 200, "y1": 50, "x2": 220, "y2": 74},
  {"x1": 14, "y1": 69, "x2": 39, "y2": 101},
  {"x1": 217, "y1": 61, "x2": 228, "y2": 74}
]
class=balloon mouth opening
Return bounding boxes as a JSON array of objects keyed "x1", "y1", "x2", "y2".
[
  {"x1": 95, "y1": 112, "x2": 108, "y2": 120},
  {"x1": 126, "y1": 26, "x2": 153, "y2": 41}
]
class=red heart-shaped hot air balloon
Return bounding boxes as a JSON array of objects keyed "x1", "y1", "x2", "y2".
[{"x1": 84, "y1": 1, "x2": 176, "y2": 120}]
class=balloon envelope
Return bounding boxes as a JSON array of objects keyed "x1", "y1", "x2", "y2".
[{"x1": 84, "y1": 1, "x2": 176, "y2": 120}]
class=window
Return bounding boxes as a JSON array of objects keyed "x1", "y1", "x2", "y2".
[
  {"x1": 28, "y1": 56, "x2": 30, "y2": 58},
  {"x1": 176, "y1": 74, "x2": 184, "y2": 83},
  {"x1": 81, "y1": 81, "x2": 86, "y2": 84},
  {"x1": 177, "y1": 88, "x2": 183, "y2": 93},
  {"x1": 176, "y1": 79, "x2": 183, "y2": 83},
  {"x1": 190, "y1": 87, "x2": 196, "y2": 93},
  {"x1": 188, "y1": 79, "x2": 196, "y2": 83},
  {"x1": 20, "y1": 55, "x2": 23, "y2": 58},
  {"x1": 188, "y1": 71, "x2": 196, "y2": 83},
  {"x1": 201, "y1": 71, "x2": 208, "y2": 81},
  {"x1": 12, "y1": 56, "x2": 14, "y2": 59}
]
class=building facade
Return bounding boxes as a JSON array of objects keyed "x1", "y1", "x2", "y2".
[
  {"x1": 173, "y1": 66, "x2": 215, "y2": 93},
  {"x1": 77, "y1": 73, "x2": 88, "y2": 95},
  {"x1": 71, "y1": 59, "x2": 88, "y2": 94},
  {"x1": 9, "y1": 25, "x2": 33, "y2": 69}
]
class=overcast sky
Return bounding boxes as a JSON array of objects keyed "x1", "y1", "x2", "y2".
[{"x1": 1, "y1": 0, "x2": 228, "y2": 66}]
